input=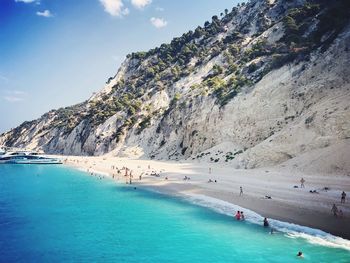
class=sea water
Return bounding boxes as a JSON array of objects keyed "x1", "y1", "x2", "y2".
[{"x1": 0, "y1": 165, "x2": 349, "y2": 262}]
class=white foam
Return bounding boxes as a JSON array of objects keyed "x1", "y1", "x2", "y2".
[
  {"x1": 75, "y1": 166, "x2": 110, "y2": 177},
  {"x1": 185, "y1": 193, "x2": 350, "y2": 251}
]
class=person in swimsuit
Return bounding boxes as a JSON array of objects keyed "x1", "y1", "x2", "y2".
[
  {"x1": 235, "y1": 211, "x2": 241, "y2": 220},
  {"x1": 331, "y1": 204, "x2": 338, "y2": 217},
  {"x1": 240, "y1": 211, "x2": 245, "y2": 220},
  {"x1": 341, "y1": 191, "x2": 346, "y2": 203},
  {"x1": 263, "y1": 217, "x2": 269, "y2": 227}
]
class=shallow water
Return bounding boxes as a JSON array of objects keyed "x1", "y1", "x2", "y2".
[{"x1": 0, "y1": 165, "x2": 349, "y2": 262}]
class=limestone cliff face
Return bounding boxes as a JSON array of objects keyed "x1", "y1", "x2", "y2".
[{"x1": 1, "y1": 0, "x2": 349, "y2": 173}]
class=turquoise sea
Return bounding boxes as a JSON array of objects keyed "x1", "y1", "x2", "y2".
[{"x1": 0, "y1": 165, "x2": 349, "y2": 262}]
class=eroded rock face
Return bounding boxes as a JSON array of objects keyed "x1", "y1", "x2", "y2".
[{"x1": 1, "y1": 0, "x2": 349, "y2": 174}]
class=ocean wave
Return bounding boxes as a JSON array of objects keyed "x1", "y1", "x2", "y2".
[
  {"x1": 186, "y1": 193, "x2": 350, "y2": 251},
  {"x1": 74, "y1": 166, "x2": 111, "y2": 177}
]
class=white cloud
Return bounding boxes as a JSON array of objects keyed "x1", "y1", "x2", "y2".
[
  {"x1": 155, "y1": 7, "x2": 164, "y2": 12},
  {"x1": 36, "y1": 10, "x2": 53, "y2": 17},
  {"x1": 121, "y1": 7, "x2": 130, "y2": 15},
  {"x1": 12, "y1": 90, "x2": 26, "y2": 95},
  {"x1": 131, "y1": 0, "x2": 151, "y2": 9},
  {"x1": 2, "y1": 90, "x2": 26, "y2": 102},
  {"x1": 3, "y1": 96, "x2": 24, "y2": 102},
  {"x1": 15, "y1": 0, "x2": 37, "y2": 3},
  {"x1": 150, "y1": 17, "x2": 167, "y2": 28},
  {"x1": 99, "y1": 0, "x2": 129, "y2": 17}
]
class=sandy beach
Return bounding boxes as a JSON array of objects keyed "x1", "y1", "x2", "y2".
[{"x1": 59, "y1": 155, "x2": 350, "y2": 240}]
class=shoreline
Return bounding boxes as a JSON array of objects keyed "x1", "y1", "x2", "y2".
[{"x1": 59, "y1": 155, "x2": 350, "y2": 243}]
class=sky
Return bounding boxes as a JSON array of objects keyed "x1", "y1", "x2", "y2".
[{"x1": 0, "y1": 0, "x2": 241, "y2": 133}]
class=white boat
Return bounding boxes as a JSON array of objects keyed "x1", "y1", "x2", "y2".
[{"x1": 0, "y1": 151, "x2": 62, "y2": 164}]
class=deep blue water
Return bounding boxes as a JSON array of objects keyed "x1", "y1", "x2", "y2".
[{"x1": 0, "y1": 165, "x2": 349, "y2": 262}]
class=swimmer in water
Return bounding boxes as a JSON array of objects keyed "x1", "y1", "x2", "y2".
[{"x1": 297, "y1": 251, "x2": 303, "y2": 258}]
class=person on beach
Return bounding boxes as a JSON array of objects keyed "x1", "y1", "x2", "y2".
[
  {"x1": 339, "y1": 209, "x2": 344, "y2": 218},
  {"x1": 240, "y1": 211, "x2": 245, "y2": 220},
  {"x1": 331, "y1": 204, "x2": 338, "y2": 217},
  {"x1": 341, "y1": 191, "x2": 346, "y2": 203},
  {"x1": 235, "y1": 211, "x2": 241, "y2": 220},
  {"x1": 263, "y1": 218, "x2": 269, "y2": 227},
  {"x1": 240, "y1": 186, "x2": 243, "y2": 196},
  {"x1": 300, "y1": 178, "x2": 305, "y2": 188},
  {"x1": 209, "y1": 167, "x2": 212, "y2": 174}
]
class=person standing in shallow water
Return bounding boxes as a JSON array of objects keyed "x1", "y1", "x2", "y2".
[
  {"x1": 263, "y1": 218, "x2": 269, "y2": 227},
  {"x1": 341, "y1": 191, "x2": 346, "y2": 203},
  {"x1": 300, "y1": 178, "x2": 305, "y2": 188},
  {"x1": 240, "y1": 211, "x2": 245, "y2": 220},
  {"x1": 235, "y1": 211, "x2": 241, "y2": 220}
]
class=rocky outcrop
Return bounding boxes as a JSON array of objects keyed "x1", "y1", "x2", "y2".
[{"x1": 1, "y1": 0, "x2": 349, "y2": 174}]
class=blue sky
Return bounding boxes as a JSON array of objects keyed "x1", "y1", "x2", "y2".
[{"x1": 0, "y1": 0, "x2": 241, "y2": 133}]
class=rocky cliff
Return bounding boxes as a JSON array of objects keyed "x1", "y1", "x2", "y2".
[{"x1": 1, "y1": 0, "x2": 350, "y2": 173}]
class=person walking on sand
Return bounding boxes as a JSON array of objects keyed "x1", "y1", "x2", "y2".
[
  {"x1": 331, "y1": 204, "x2": 338, "y2": 217},
  {"x1": 300, "y1": 178, "x2": 305, "y2": 188},
  {"x1": 209, "y1": 167, "x2": 212, "y2": 174},
  {"x1": 240, "y1": 186, "x2": 243, "y2": 196},
  {"x1": 341, "y1": 191, "x2": 346, "y2": 203}
]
